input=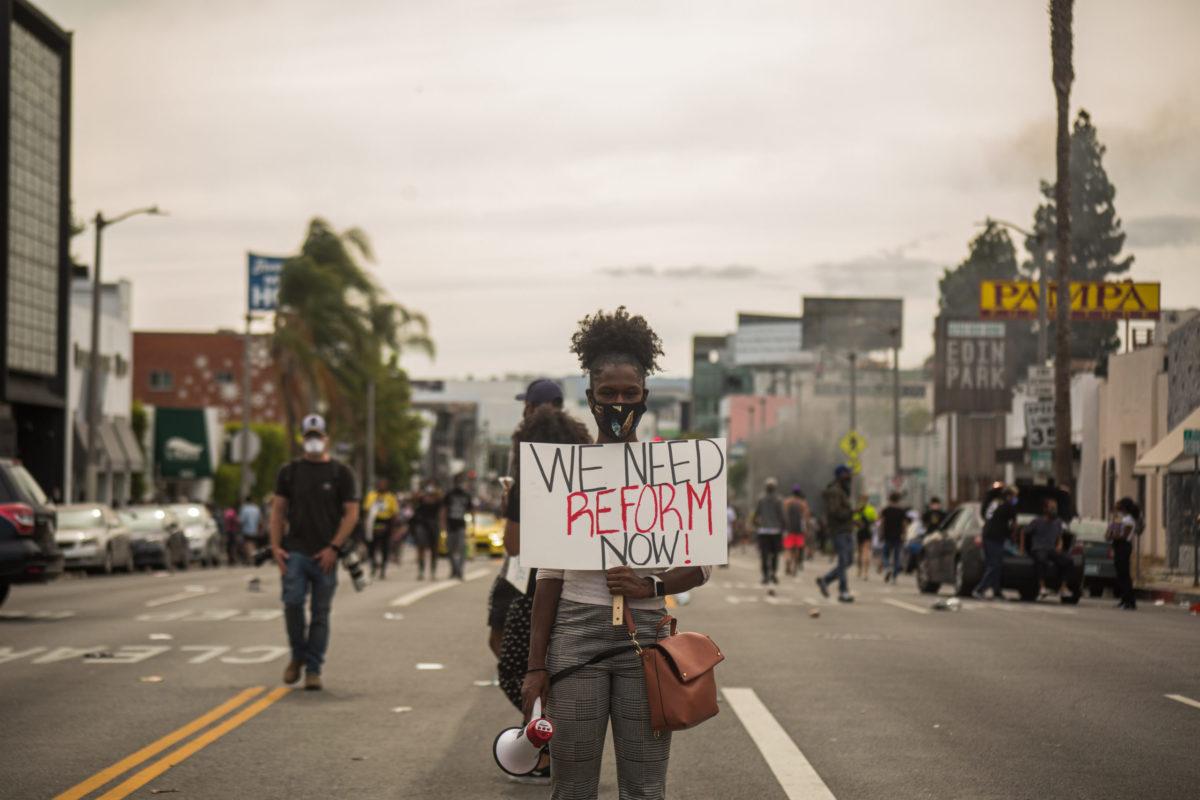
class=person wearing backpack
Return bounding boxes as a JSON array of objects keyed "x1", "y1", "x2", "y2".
[
  {"x1": 269, "y1": 414, "x2": 360, "y2": 690},
  {"x1": 783, "y1": 485, "x2": 810, "y2": 576}
]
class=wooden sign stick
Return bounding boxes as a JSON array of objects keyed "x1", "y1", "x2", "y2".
[{"x1": 612, "y1": 594, "x2": 624, "y2": 626}]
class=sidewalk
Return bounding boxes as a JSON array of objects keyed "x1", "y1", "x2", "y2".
[{"x1": 1135, "y1": 572, "x2": 1200, "y2": 607}]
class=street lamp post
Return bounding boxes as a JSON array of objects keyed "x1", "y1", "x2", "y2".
[
  {"x1": 85, "y1": 205, "x2": 164, "y2": 502},
  {"x1": 976, "y1": 217, "x2": 1048, "y2": 363}
]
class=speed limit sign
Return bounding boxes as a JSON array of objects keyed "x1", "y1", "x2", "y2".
[{"x1": 1024, "y1": 401, "x2": 1055, "y2": 449}]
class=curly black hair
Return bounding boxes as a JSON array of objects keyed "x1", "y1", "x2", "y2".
[
  {"x1": 569, "y1": 306, "x2": 664, "y2": 383},
  {"x1": 509, "y1": 405, "x2": 593, "y2": 474}
]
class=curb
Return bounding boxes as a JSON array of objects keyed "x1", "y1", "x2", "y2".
[{"x1": 1135, "y1": 586, "x2": 1200, "y2": 607}]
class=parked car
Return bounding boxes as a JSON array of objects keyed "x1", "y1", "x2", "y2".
[
  {"x1": 1070, "y1": 518, "x2": 1116, "y2": 597},
  {"x1": 120, "y1": 506, "x2": 188, "y2": 570},
  {"x1": 0, "y1": 458, "x2": 62, "y2": 607},
  {"x1": 437, "y1": 512, "x2": 505, "y2": 559},
  {"x1": 55, "y1": 503, "x2": 135, "y2": 574},
  {"x1": 168, "y1": 503, "x2": 222, "y2": 567},
  {"x1": 916, "y1": 486, "x2": 1084, "y2": 603},
  {"x1": 469, "y1": 512, "x2": 506, "y2": 557}
]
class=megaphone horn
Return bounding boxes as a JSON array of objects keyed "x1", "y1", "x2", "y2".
[{"x1": 493, "y1": 698, "x2": 554, "y2": 777}]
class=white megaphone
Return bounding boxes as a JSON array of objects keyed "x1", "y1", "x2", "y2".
[{"x1": 493, "y1": 697, "x2": 554, "y2": 777}]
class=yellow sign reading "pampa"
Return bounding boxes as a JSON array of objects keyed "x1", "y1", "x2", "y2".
[{"x1": 979, "y1": 280, "x2": 1161, "y2": 321}]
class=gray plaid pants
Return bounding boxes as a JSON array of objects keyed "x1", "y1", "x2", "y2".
[{"x1": 546, "y1": 599, "x2": 672, "y2": 800}]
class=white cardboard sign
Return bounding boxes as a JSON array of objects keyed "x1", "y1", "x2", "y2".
[{"x1": 518, "y1": 439, "x2": 728, "y2": 570}]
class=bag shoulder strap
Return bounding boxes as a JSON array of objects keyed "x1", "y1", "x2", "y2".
[{"x1": 549, "y1": 644, "x2": 637, "y2": 685}]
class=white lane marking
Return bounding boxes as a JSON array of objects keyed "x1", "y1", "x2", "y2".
[
  {"x1": 882, "y1": 598, "x2": 931, "y2": 616},
  {"x1": 144, "y1": 588, "x2": 219, "y2": 607},
  {"x1": 1, "y1": 644, "x2": 290, "y2": 666},
  {"x1": 415, "y1": 663, "x2": 444, "y2": 670},
  {"x1": 389, "y1": 568, "x2": 490, "y2": 607},
  {"x1": 1166, "y1": 694, "x2": 1200, "y2": 711},
  {"x1": 722, "y1": 687, "x2": 837, "y2": 800}
]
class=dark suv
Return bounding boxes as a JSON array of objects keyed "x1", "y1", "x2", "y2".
[{"x1": 0, "y1": 458, "x2": 63, "y2": 607}]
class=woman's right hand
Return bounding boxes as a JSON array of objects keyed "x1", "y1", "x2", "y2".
[{"x1": 521, "y1": 670, "x2": 550, "y2": 722}]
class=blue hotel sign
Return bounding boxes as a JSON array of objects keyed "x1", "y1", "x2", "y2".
[{"x1": 248, "y1": 253, "x2": 285, "y2": 312}]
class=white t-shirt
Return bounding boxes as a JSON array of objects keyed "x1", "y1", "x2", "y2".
[
  {"x1": 1113, "y1": 513, "x2": 1135, "y2": 542},
  {"x1": 537, "y1": 565, "x2": 713, "y2": 610}
]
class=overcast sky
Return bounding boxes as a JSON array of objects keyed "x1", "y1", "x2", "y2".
[{"x1": 40, "y1": 0, "x2": 1200, "y2": 379}]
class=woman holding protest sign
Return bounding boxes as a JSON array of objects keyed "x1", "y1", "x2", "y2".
[{"x1": 522, "y1": 307, "x2": 713, "y2": 800}]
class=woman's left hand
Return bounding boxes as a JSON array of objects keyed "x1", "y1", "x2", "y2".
[{"x1": 606, "y1": 566, "x2": 653, "y2": 598}]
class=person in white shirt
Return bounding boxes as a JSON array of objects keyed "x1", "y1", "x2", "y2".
[
  {"x1": 1106, "y1": 497, "x2": 1138, "y2": 610},
  {"x1": 522, "y1": 307, "x2": 711, "y2": 800}
]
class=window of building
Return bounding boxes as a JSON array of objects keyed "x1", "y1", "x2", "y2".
[
  {"x1": 215, "y1": 370, "x2": 234, "y2": 384},
  {"x1": 149, "y1": 370, "x2": 173, "y2": 391}
]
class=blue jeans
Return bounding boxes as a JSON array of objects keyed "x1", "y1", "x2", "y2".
[
  {"x1": 823, "y1": 533, "x2": 854, "y2": 594},
  {"x1": 976, "y1": 539, "x2": 1005, "y2": 597},
  {"x1": 282, "y1": 551, "x2": 338, "y2": 674},
  {"x1": 882, "y1": 541, "x2": 903, "y2": 577}
]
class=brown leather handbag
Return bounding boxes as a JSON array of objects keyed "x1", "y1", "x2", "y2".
[{"x1": 628, "y1": 611, "x2": 725, "y2": 733}]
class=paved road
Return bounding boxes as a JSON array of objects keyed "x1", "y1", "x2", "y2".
[{"x1": 2, "y1": 548, "x2": 1199, "y2": 799}]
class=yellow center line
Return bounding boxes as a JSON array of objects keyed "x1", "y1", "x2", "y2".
[
  {"x1": 51, "y1": 687, "x2": 266, "y2": 800},
  {"x1": 95, "y1": 687, "x2": 292, "y2": 800}
]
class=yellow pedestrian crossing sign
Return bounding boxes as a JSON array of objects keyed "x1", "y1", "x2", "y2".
[{"x1": 839, "y1": 430, "x2": 867, "y2": 460}]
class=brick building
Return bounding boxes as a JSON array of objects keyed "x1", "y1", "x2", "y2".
[{"x1": 132, "y1": 331, "x2": 282, "y2": 425}]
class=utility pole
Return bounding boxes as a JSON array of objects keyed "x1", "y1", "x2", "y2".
[{"x1": 239, "y1": 310, "x2": 253, "y2": 504}]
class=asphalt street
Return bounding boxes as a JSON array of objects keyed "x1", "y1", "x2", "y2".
[{"x1": 2, "y1": 546, "x2": 1199, "y2": 800}]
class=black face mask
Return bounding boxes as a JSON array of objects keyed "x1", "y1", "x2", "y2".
[{"x1": 590, "y1": 399, "x2": 647, "y2": 440}]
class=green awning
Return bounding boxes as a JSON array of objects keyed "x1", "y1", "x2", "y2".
[{"x1": 154, "y1": 408, "x2": 212, "y2": 480}]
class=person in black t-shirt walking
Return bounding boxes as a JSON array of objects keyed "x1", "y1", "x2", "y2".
[
  {"x1": 443, "y1": 475, "x2": 473, "y2": 580},
  {"x1": 878, "y1": 492, "x2": 909, "y2": 583},
  {"x1": 269, "y1": 414, "x2": 360, "y2": 691},
  {"x1": 973, "y1": 485, "x2": 1017, "y2": 601},
  {"x1": 411, "y1": 481, "x2": 443, "y2": 580}
]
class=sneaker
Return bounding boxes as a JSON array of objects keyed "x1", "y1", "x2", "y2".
[
  {"x1": 837, "y1": 593, "x2": 855, "y2": 603},
  {"x1": 884, "y1": 572, "x2": 892, "y2": 584},
  {"x1": 971, "y1": 590, "x2": 987, "y2": 601},
  {"x1": 304, "y1": 672, "x2": 323, "y2": 691},
  {"x1": 815, "y1": 577, "x2": 830, "y2": 598},
  {"x1": 283, "y1": 659, "x2": 302, "y2": 685},
  {"x1": 770, "y1": 575, "x2": 779, "y2": 585}
]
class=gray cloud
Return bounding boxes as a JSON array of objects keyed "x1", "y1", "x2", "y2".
[
  {"x1": 599, "y1": 264, "x2": 764, "y2": 280},
  {"x1": 1125, "y1": 215, "x2": 1200, "y2": 249},
  {"x1": 808, "y1": 248, "x2": 943, "y2": 294}
]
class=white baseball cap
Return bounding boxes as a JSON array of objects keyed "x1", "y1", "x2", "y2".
[{"x1": 301, "y1": 414, "x2": 326, "y2": 436}]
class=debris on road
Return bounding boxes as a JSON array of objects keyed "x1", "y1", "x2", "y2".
[
  {"x1": 415, "y1": 663, "x2": 443, "y2": 670},
  {"x1": 247, "y1": 577, "x2": 261, "y2": 592},
  {"x1": 140, "y1": 675, "x2": 165, "y2": 682},
  {"x1": 392, "y1": 706, "x2": 413, "y2": 713},
  {"x1": 809, "y1": 608, "x2": 821, "y2": 618},
  {"x1": 931, "y1": 598, "x2": 961, "y2": 611},
  {"x1": 149, "y1": 790, "x2": 178, "y2": 795},
  {"x1": 83, "y1": 651, "x2": 114, "y2": 659},
  {"x1": 383, "y1": 612, "x2": 404, "y2": 620},
  {"x1": 148, "y1": 633, "x2": 173, "y2": 640}
]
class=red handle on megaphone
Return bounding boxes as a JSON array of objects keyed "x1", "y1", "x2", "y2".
[{"x1": 525, "y1": 697, "x2": 554, "y2": 746}]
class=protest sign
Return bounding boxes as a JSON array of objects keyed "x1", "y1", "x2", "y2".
[{"x1": 518, "y1": 439, "x2": 728, "y2": 570}]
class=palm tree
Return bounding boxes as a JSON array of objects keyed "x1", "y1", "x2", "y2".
[
  {"x1": 1050, "y1": 0, "x2": 1074, "y2": 488},
  {"x1": 273, "y1": 218, "x2": 434, "y2": 462}
]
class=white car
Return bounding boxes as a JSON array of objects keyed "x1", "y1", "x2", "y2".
[
  {"x1": 167, "y1": 504, "x2": 222, "y2": 567},
  {"x1": 55, "y1": 504, "x2": 135, "y2": 574}
]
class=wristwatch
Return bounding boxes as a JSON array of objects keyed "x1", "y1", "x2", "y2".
[{"x1": 648, "y1": 575, "x2": 666, "y2": 598}]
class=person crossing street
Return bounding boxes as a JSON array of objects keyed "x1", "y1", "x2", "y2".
[
  {"x1": 269, "y1": 414, "x2": 360, "y2": 691},
  {"x1": 816, "y1": 465, "x2": 856, "y2": 602}
]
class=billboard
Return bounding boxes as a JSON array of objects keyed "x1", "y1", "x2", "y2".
[
  {"x1": 801, "y1": 297, "x2": 903, "y2": 352},
  {"x1": 979, "y1": 280, "x2": 1160, "y2": 321},
  {"x1": 248, "y1": 253, "x2": 286, "y2": 312},
  {"x1": 933, "y1": 318, "x2": 1016, "y2": 414}
]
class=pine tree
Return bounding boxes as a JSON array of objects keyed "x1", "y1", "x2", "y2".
[
  {"x1": 938, "y1": 223, "x2": 1019, "y2": 315},
  {"x1": 1024, "y1": 109, "x2": 1133, "y2": 359},
  {"x1": 938, "y1": 223, "x2": 1038, "y2": 374}
]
